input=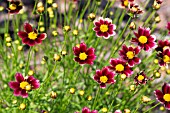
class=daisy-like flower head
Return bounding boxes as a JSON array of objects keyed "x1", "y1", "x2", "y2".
[
  {"x1": 108, "y1": 58, "x2": 133, "y2": 77},
  {"x1": 166, "y1": 22, "x2": 170, "y2": 34},
  {"x1": 119, "y1": 45, "x2": 141, "y2": 67},
  {"x1": 154, "y1": 83, "x2": 170, "y2": 110},
  {"x1": 7, "y1": 0, "x2": 22, "y2": 14},
  {"x1": 157, "y1": 49, "x2": 170, "y2": 66},
  {"x1": 75, "y1": 107, "x2": 98, "y2": 113},
  {"x1": 131, "y1": 27, "x2": 156, "y2": 51},
  {"x1": 155, "y1": 40, "x2": 170, "y2": 52},
  {"x1": 94, "y1": 67, "x2": 116, "y2": 88},
  {"x1": 134, "y1": 71, "x2": 148, "y2": 85},
  {"x1": 93, "y1": 17, "x2": 116, "y2": 39},
  {"x1": 73, "y1": 42, "x2": 96, "y2": 65},
  {"x1": 8, "y1": 73, "x2": 40, "y2": 98},
  {"x1": 121, "y1": 0, "x2": 134, "y2": 7},
  {"x1": 18, "y1": 23, "x2": 47, "y2": 46}
]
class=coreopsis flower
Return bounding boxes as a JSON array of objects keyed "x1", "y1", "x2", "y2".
[
  {"x1": 157, "y1": 49, "x2": 170, "y2": 66},
  {"x1": 18, "y1": 23, "x2": 47, "y2": 46},
  {"x1": 154, "y1": 83, "x2": 170, "y2": 110},
  {"x1": 7, "y1": 0, "x2": 22, "y2": 14},
  {"x1": 8, "y1": 73, "x2": 40, "y2": 98},
  {"x1": 134, "y1": 71, "x2": 148, "y2": 85},
  {"x1": 75, "y1": 107, "x2": 98, "y2": 113},
  {"x1": 94, "y1": 67, "x2": 116, "y2": 88},
  {"x1": 119, "y1": 45, "x2": 141, "y2": 67},
  {"x1": 121, "y1": 0, "x2": 134, "y2": 7},
  {"x1": 73, "y1": 42, "x2": 96, "y2": 65},
  {"x1": 156, "y1": 40, "x2": 170, "y2": 52},
  {"x1": 108, "y1": 59, "x2": 133, "y2": 77},
  {"x1": 131, "y1": 27, "x2": 156, "y2": 51},
  {"x1": 167, "y1": 22, "x2": 170, "y2": 34},
  {"x1": 93, "y1": 17, "x2": 116, "y2": 39}
]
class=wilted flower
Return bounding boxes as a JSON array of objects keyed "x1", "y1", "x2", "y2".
[
  {"x1": 93, "y1": 17, "x2": 116, "y2": 39},
  {"x1": 128, "y1": 3, "x2": 143, "y2": 17},
  {"x1": 154, "y1": 83, "x2": 170, "y2": 110},
  {"x1": 94, "y1": 67, "x2": 116, "y2": 88},
  {"x1": 141, "y1": 96, "x2": 151, "y2": 103},
  {"x1": 7, "y1": 0, "x2": 22, "y2": 14},
  {"x1": 8, "y1": 73, "x2": 40, "y2": 98},
  {"x1": 119, "y1": 45, "x2": 141, "y2": 67},
  {"x1": 18, "y1": 23, "x2": 47, "y2": 46},
  {"x1": 129, "y1": 22, "x2": 136, "y2": 30},
  {"x1": 134, "y1": 71, "x2": 148, "y2": 85},
  {"x1": 108, "y1": 59, "x2": 133, "y2": 77},
  {"x1": 73, "y1": 42, "x2": 96, "y2": 65},
  {"x1": 88, "y1": 13, "x2": 96, "y2": 21},
  {"x1": 131, "y1": 27, "x2": 156, "y2": 51}
]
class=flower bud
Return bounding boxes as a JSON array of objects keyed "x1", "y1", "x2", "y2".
[
  {"x1": 6, "y1": 43, "x2": 11, "y2": 47},
  {"x1": 155, "y1": 15, "x2": 161, "y2": 23},
  {"x1": 70, "y1": 88, "x2": 75, "y2": 94},
  {"x1": 129, "y1": 22, "x2": 136, "y2": 30},
  {"x1": 19, "y1": 103, "x2": 26, "y2": 110},
  {"x1": 102, "y1": 107, "x2": 107, "y2": 112},
  {"x1": 64, "y1": 26, "x2": 71, "y2": 32},
  {"x1": 88, "y1": 13, "x2": 96, "y2": 21},
  {"x1": 152, "y1": 0, "x2": 161, "y2": 10},
  {"x1": 141, "y1": 96, "x2": 151, "y2": 103},
  {"x1": 121, "y1": 74, "x2": 126, "y2": 80},
  {"x1": 18, "y1": 46, "x2": 23, "y2": 51},
  {"x1": 37, "y1": 6, "x2": 44, "y2": 13},
  {"x1": 52, "y1": 3, "x2": 58, "y2": 9},
  {"x1": 154, "y1": 72, "x2": 161, "y2": 78},
  {"x1": 124, "y1": 109, "x2": 130, "y2": 113},
  {"x1": 73, "y1": 30, "x2": 78, "y2": 36},
  {"x1": 61, "y1": 50, "x2": 67, "y2": 56},
  {"x1": 50, "y1": 91, "x2": 57, "y2": 99},
  {"x1": 79, "y1": 90, "x2": 84, "y2": 96},
  {"x1": 53, "y1": 54, "x2": 61, "y2": 61},
  {"x1": 130, "y1": 85, "x2": 135, "y2": 91},
  {"x1": 87, "y1": 95, "x2": 92, "y2": 101},
  {"x1": 6, "y1": 37, "x2": 11, "y2": 42},
  {"x1": 52, "y1": 31, "x2": 58, "y2": 36},
  {"x1": 28, "y1": 70, "x2": 34, "y2": 76}
]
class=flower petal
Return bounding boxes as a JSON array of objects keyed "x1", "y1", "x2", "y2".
[
  {"x1": 24, "y1": 23, "x2": 33, "y2": 33},
  {"x1": 18, "y1": 31, "x2": 28, "y2": 39},
  {"x1": 21, "y1": 90, "x2": 28, "y2": 98},
  {"x1": 15, "y1": 73, "x2": 24, "y2": 82},
  {"x1": 9, "y1": 81, "x2": 20, "y2": 89}
]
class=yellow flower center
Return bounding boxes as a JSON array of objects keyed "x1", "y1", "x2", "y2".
[
  {"x1": 126, "y1": 51, "x2": 134, "y2": 59},
  {"x1": 28, "y1": 32, "x2": 38, "y2": 40},
  {"x1": 163, "y1": 94, "x2": 170, "y2": 102},
  {"x1": 100, "y1": 24, "x2": 108, "y2": 32},
  {"x1": 79, "y1": 52, "x2": 88, "y2": 60},
  {"x1": 100, "y1": 76, "x2": 108, "y2": 83},
  {"x1": 9, "y1": 4, "x2": 17, "y2": 10},
  {"x1": 115, "y1": 64, "x2": 124, "y2": 72},
  {"x1": 20, "y1": 81, "x2": 31, "y2": 91},
  {"x1": 163, "y1": 46, "x2": 169, "y2": 51},
  {"x1": 137, "y1": 75, "x2": 144, "y2": 81},
  {"x1": 163, "y1": 55, "x2": 170, "y2": 63},
  {"x1": 138, "y1": 36, "x2": 148, "y2": 44},
  {"x1": 123, "y1": 0, "x2": 129, "y2": 7}
]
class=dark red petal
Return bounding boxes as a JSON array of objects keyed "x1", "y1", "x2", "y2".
[
  {"x1": 87, "y1": 48, "x2": 95, "y2": 55},
  {"x1": 93, "y1": 27, "x2": 100, "y2": 31},
  {"x1": 96, "y1": 31, "x2": 103, "y2": 37},
  {"x1": 37, "y1": 33, "x2": 47, "y2": 40},
  {"x1": 9, "y1": 81, "x2": 20, "y2": 89},
  {"x1": 18, "y1": 31, "x2": 28, "y2": 39},
  {"x1": 82, "y1": 107, "x2": 90, "y2": 113},
  {"x1": 94, "y1": 22, "x2": 101, "y2": 27},
  {"x1": 162, "y1": 83, "x2": 170, "y2": 94},
  {"x1": 122, "y1": 45, "x2": 128, "y2": 52},
  {"x1": 35, "y1": 38, "x2": 42, "y2": 44},
  {"x1": 165, "y1": 102, "x2": 170, "y2": 110},
  {"x1": 128, "y1": 60, "x2": 134, "y2": 67},
  {"x1": 21, "y1": 90, "x2": 28, "y2": 98},
  {"x1": 27, "y1": 40, "x2": 36, "y2": 46},
  {"x1": 100, "y1": 83, "x2": 106, "y2": 88},
  {"x1": 24, "y1": 23, "x2": 33, "y2": 33},
  {"x1": 22, "y1": 38, "x2": 29, "y2": 44},
  {"x1": 73, "y1": 47, "x2": 80, "y2": 56},
  {"x1": 15, "y1": 73, "x2": 24, "y2": 82},
  {"x1": 138, "y1": 27, "x2": 144, "y2": 36},
  {"x1": 13, "y1": 89, "x2": 21, "y2": 96},
  {"x1": 102, "y1": 67, "x2": 108, "y2": 75},
  {"x1": 31, "y1": 80, "x2": 40, "y2": 89},
  {"x1": 80, "y1": 43, "x2": 87, "y2": 52},
  {"x1": 91, "y1": 110, "x2": 98, "y2": 113},
  {"x1": 134, "y1": 47, "x2": 140, "y2": 54},
  {"x1": 103, "y1": 32, "x2": 109, "y2": 39},
  {"x1": 154, "y1": 90, "x2": 165, "y2": 103}
]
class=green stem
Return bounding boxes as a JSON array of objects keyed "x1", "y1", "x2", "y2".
[
  {"x1": 143, "y1": 103, "x2": 160, "y2": 113},
  {"x1": 25, "y1": 47, "x2": 33, "y2": 75},
  {"x1": 92, "y1": 87, "x2": 100, "y2": 109}
]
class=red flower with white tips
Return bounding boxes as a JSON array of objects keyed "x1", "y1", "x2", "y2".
[{"x1": 93, "y1": 17, "x2": 116, "y2": 39}]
